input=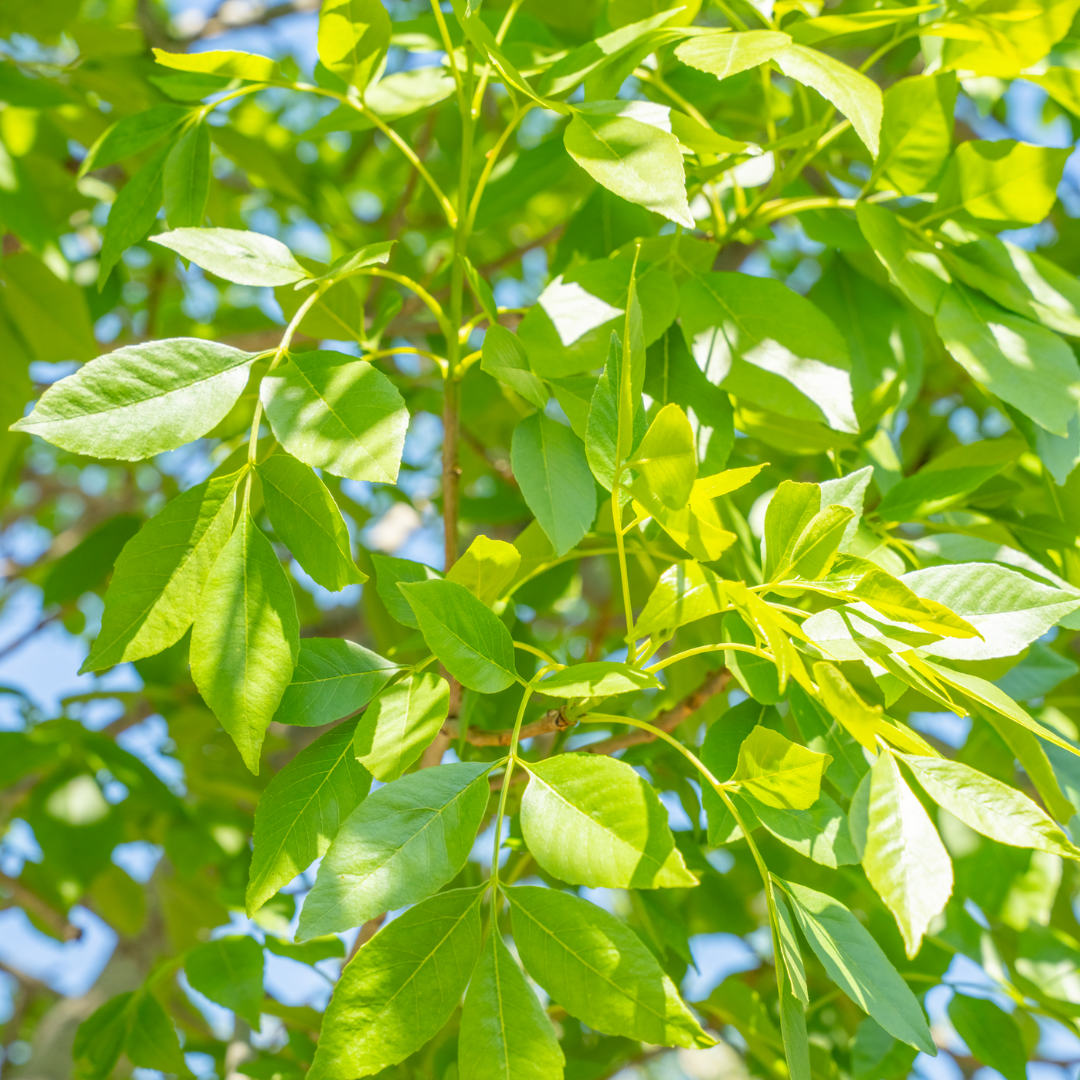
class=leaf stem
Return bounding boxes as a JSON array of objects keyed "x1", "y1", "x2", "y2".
[
  {"x1": 647, "y1": 641, "x2": 776, "y2": 672},
  {"x1": 490, "y1": 683, "x2": 534, "y2": 888}
]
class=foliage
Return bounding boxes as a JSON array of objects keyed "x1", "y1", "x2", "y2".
[{"x1": 5, "y1": 0, "x2": 1080, "y2": 1078}]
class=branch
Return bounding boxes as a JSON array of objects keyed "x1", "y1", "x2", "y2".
[
  {"x1": 443, "y1": 708, "x2": 573, "y2": 747},
  {"x1": 0, "y1": 874, "x2": 81, "y2": 941}
]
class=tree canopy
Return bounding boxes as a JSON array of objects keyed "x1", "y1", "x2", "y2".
[{"x1": 5, "y1": 1, "x2": 1080, "y2": 1079}]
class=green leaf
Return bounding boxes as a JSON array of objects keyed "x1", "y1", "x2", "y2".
[
  {"x1": 934, "y1": 140, "x2": 1071, "y2": 228},
  {"x1": 82, "y1": 469, "x2": 243, "y2": 671},
  {"x1": 462, "y1": 253, "x2": 498, "y2": 326},
  {"x1": 190, "y1": 512, "x2": 301, "y2": 773},
  {"x1": 308, "y1": 886, "x2": 485, "y2": 1080},
  {"x1": 480, "y1": 325, "x2": 548, "y2": 409},
  {"x1": 586, "y1": 330, "x2": 646, "y2": 491},
  {"x1": 153, "y1": 226, "x2": 309, "y2": 286},
  {"x1": 634, "y1": 560, "x2": 726, "y2": 640},
  {"x1": 372, "y1": 553, "x2": 442, "y2": 629},
  {"x1": 789, "y1": 5, "x2": 937, "y2": 44},
  {"x1": 936, "y1": 284, "x2": 1080, "y2": 437},
  {"x1": 898, "y1": 562, "x2": 1080, "y2": 661},
  {"x1": 185, "y1": 936, "x2": 265, "y2": 1026},
  {"x1": 724, "y1": 611, "x2": 781, "y2": 704},
  {"x1": 273, "y1": 638, "x2": 397, "y2": 727},
  {"x1": 774, "y1": 45, "x2": 882, "y2": 156},
  {"x1": 163, "y1": 120, "x2": 209, "y2": 228},
  {"x1": 774, "y1": 889, "x2": 809, "y2": 1002},
  {"x1": 258, "y1": 453, "x2": 364, "y2": 592},
  {"x1": 97, "y1": 142, "x2": 170, "y2": 285},
  {"x1": 733, "y1": 727, "x2": 830, "y2": 810},
  {"x1": 860, "y1": 751, "x2": 952, "y2": 958},
  {"x1": 511, "y1": 412, "x2": 597, "y2": 557},
  {"x1": 749, "y1": 794, "x2": 860, "y2": 868},
  {"x1": 675, "y1": 30, "x2": 791, "y2": 80},
  {"x1": 445, "y1": 534, "x2": 522, "y2": 606},
  {"x1": 901, "y1": 753, "x2": 1078, "y2": 857},
  {"x1": 74, "y1": 994, "x2": 132, "y2": 1080},
  {"x1": 874, "y1": 73, "x2": 957, "y2": 195},
  {"x1": 535, "y1": 661, "x2": 660, "y2": 698},
  {"x1": 80, "y1": 104, "x2": 189, "y2": 175},
  {"x1": 679, "y1": 273, "x2": 857, "y2": 434},
  {"x1": 947, "y1": 995, "x2": 1027, "y2": 1080},
  {"x1": 317, "y1": 0, "x2": 391, "y2": 91},
  {"x1": 124, "y1": 992, "x2": 184, "y2": 1074},
  {"x1": 520, "y1": 753, "x2": 697, "y2": 888},
  {"x1": 297, "y1": 763, "x2": 491, "y2": 940},
  {"x1": 261, "y1": 350, "x2": 409, "y2": 483},
  {"x1": 247, "y1": 718, "x2": 372, "y2": 914},
  {"x1": 876, "y1": 437, "x2": 1023, "y2": 522},
  {"x1": 780, "y1": 879, "x2": 935, "y2": 1054},
  {"x1": 400, "y1": 578, "x2": 518, "y2": 693},
  {"x1": 353, "y1": 672, "x2": 450, "y2": 781},
  {"x1": 786, "y1": 505, "x2": 855, "y2": 582},
  {"x1": 508, "y1": 885, "x2": 714, "y2": 1047},
  {"x1": 152, "y1": 46, "x2": 281, "y2": 83},
  {"x1": 764, "y1": 481, "x2": 821, "y2": 581},
  {"x1": 12, "y1": 339, "x2": 257, "y2": 460},
  {"x1": 41, "y1": 514, "x2": 141, "y2": 606},
  {"x1": 459, "y1": 932, "x2": 566, "y2": 1080},
  {"x1": 309, "y1": 240, "x2": 396, "y2": 286},
  {"x1": 629, "y1": 402, "x2": 696, "y2": 510},
  {"x1": 564, "y1": 103, "x2": 694, "y2": 229},
  {"x1": 307, "y1": 69, "x2": 458, "y2": 135},
  {"x1": 0, "y1": 254, "x2": 96, "y2": 362}
]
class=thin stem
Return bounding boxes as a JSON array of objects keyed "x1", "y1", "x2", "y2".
[
  {"x1": 350, "y1": 268, "x2": 455, "y2": 343},
  {"x1": 246, "y1": 288, "x2": 324, "y2": 464},
  {"x1": 580, "y1": 714, "x2": 724, "y2": 786},
  {"x1": 465, "y1": 106, "x2": 527, "y2": 234},
  {"x1": 490, "y1": 685, "x2": 534, "y2": 887},
  {"x1": 648, "y1": 641, "x2": 775, "y2": 672},
  {"x1": 429, "y1": 0, "x2": 467, "y2": 110},
  {"x1": 513, "y1": 641, "x2": 560, "y2": 668},
  {"x1": 611, "y1": 470, "x2": 637, "y2": 664}
]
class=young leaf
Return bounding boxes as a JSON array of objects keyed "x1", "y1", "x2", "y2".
[
  {"x1": 261, "y1": 350, "x2": 409, "y2": 483},
  {"x1": 297, "y1": 762, "x2": 492, "y2": 940},
  {"x1": 947, "y1": 995, "x2": 1027, "y2": 1080},
  {"x1": 780, "y1": 879, "x2": 935, "y2": 1054},
  {"x1": 153, "y1": 226, "x2": 309, "y2": 286},
  {"x1": 190, "y1": 512, "x2": 301, "y2": 773},
  {"x1": 511, "y1": 412, "x2": 597, "y2": 557},
  {"x1": 461, "y1": 254, "x2": 498, "y2": 326},
  {"x1": 507, "y1": 885, "x2": 714, "y2": 1048},
  {"x1": 861, "y1": 751, "x2": 953, "y2": 958},
  {"x1": 400, "y1": 578, "x2": 518, "y2": 694},
  {"x1": 97, "y1": 142, "x2": 171, "y2": 285},
  {"x1": 900, "y1": 753, "x2": 1079, "y2": 857},
  {"x1": 535, "y1": 661, "x2": 660, "y2": 698},
  {"x1": 774, "y1": 890, "x2": 809, "y2": 1002},
  {"x1": 11, "y1": 339, "x2": 257, "y2": 459},
  {"x1": 459, "y1": 932, "x2": 566, "y2": 1080},
  {"x1": 185, "y1": 936, "x2": 265, "y2": 1026},
  {"x1": 307, "y1": 886, "x2": 485, "y2": 1080},
  {"x1": 519, "y1": 753, "x2": 697, "y2": 888},
  {"x1": 629, "y1": 402, "x2": 696, "y2": 510},
  {"x1": 586, "y1": 330, "x2": 646, "y2": 491},
  {"x1": 273, "y1": 638, "x2": 397, "y2": 727},
  {"x1": 733, "y1": 727, "x2": 830, "y2": 810},
  {"x1": 152, "y1": 47, "x2": 281, "y2": 82},
  {"x1": 258, "y1": 452, "x2": 364, "y2": 592},
  {"x1": 481, "y1": 325, "x2": 548, "y2": 409},
  {"x1": 352, "y1": 672, "x2": 450, "y2": 781},
  {"x1": 81, "y1": 104, "x2": 190, "y2": 174},
  {"x1": 317, "y1": 0, "x2": 391, "y2": 92},
  {"x1": 634, "y1": 560, "x2": 726, "y2": 640},
  {"x1": 564, "y1": 105, "x2": 694, "y2": 229},
  {"x1": 764, "y1": 481, "x2": 821, "y2": 581},
  {"x1": 445, "y1": 534, "x2": 521, "y2": 606},
  {"x1": 246, "y1": 717, "x2": 372, "y2": 915},
  {"x1": 163, "y1": 119, "x2": 210, "y2": 228},
  {"x1": 82, "y1": 469, "x2": 243, "y2": 671}
]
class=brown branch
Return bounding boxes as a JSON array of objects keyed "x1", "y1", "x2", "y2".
[
  {"x1": 443, "y1": 708, "x2": 573, "y2": 747},
  {"x1": 585, "y1": 669, "x2": 731, "y2": 755},
  {"x1": 0, "y1": 874, "x2": 81, "y2": 941}
]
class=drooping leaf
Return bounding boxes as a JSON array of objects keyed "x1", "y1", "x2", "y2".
[
  {"x1": 82, "y1": 469, "x2": 243, "y2": 671},
  {"x1": 308, "y1": 886, "x2": 485, "y2": 1080},
  {"x1": 947, "y1": 995, "x2": 1027, "y2": 1080},
  {"x1": 298, "y1": 762, "x2": 492, "y2": 940},
  {"x1": 258, "y1": 452, "x2": 364, "y2": 592},
  {"x1": 12, "y1": 339, "x2": 258, "y2": 460},
  {"x1": 247, "y1": 717, "x2": 373, "y2": 914},
  {"x1": 352, "y1": 672, "x2": 450, "y2": 781},
  {"x1": 190, "y1": 513, "x2": 301, "y2": 773},
  {"x1": 261, "y1": 350, "x2": 409, "y2": 483},
  {"x1": 459, "y1": 932, "x2": 566, "y2": 1080},
  {"x1": 400, "y1": 578, "x2": 518, "y2": 694},
  {"x1": 273, "y1": 638, "x2": 397, "y2": 727},
  {"x1": 511, "y1": 412, "x2": 597, "y2": 558},
  {"x1": 780, "y1": 880, "x2": 935, "y2": 1053},
  {"x1": 520, "y1": 753, "x2": 697, "y2": 888},
  {"x1": 508, "y1": 885, "x2": 714, "y2": 1048}
]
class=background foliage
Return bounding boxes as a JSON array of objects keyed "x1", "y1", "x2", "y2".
[{"x1": 8, "y1": 1, "x2": 1080, "y2": 1079}]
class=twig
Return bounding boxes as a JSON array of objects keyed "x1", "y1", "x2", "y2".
[
  {"x1": 0, "y1": 874, "x2": 81, "y2": 941},
  {"x1": 442, "y1": 708, "x2": 573, "y2": 746}
]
